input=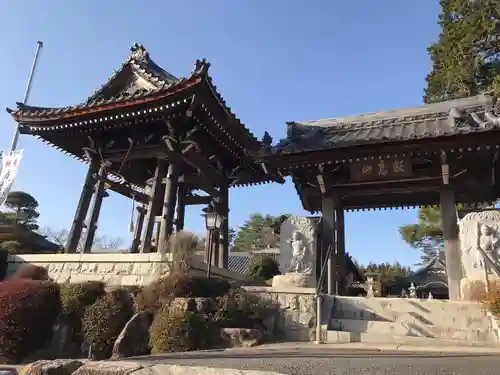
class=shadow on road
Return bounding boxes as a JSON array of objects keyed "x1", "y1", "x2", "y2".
[{"x1": 131, "y1": 348, "x2": 498, "y2": 362}]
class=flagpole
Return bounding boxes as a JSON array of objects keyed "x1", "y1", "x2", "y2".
[{"x1": 9, "y1": 40, "x2": 44, "y2": 152}]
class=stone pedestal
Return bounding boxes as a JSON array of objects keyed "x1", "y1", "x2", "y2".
[{"x1": 272, "y1": 273, "x2": 316, "y2": 288}]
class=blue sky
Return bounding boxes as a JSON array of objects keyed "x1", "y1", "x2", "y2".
[{"x1": 0, "y1": 1, "x2": 441, "y2": 266}]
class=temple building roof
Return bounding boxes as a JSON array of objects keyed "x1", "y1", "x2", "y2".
[
  {"x1": 7, "y1": 43, "x2": 282, "y2": 189},
  {"x1": 272, "y1": 95, "x2": 500, "y2": 155}
]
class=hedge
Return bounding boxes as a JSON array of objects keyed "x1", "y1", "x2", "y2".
[
  {"x1": 0, "y1": 279, "x2": 61, "y2": 364},
  {"x1": 149, "y1": 306, "x2": 214, "y2": 353},
  {"x1": 9, "y1": 264, "x2": 49, "y2": 281},
  {"x1": 135, "y1": 274, "x2": 231, "y2": 312},
  {"x1": 82, "y1": 289, "x2": 135, "y2": 360}
]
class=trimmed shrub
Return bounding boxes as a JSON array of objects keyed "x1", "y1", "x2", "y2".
[
  {"x1": 135, "y1": 273, "x2": 183, "y2": 312},
  {"x1": 0, "y1": 241, "x2": 23, "y2": 254},
  {"x1": 247, "y1": 254, "x2": 280, "y2": 280},
  {"x1": 9, "y1": 264, "x2": 49, "y2": 281},
  {"x1": 82, "y1": 289, "x2": 135, "y2": 360},
  {"x1": 174, "y1": 276, "x2": 231, "y2": 298},
  {"x1": 0, "y1": 279, "x2": 61, "y2": 363},
  {"x1": 215, "y1": 288, "x2": 277, "y2": 330},
  {"x1": 60, "y1": 281, "x2": 106, "y2": 316},
  {"x1": 135, "y1": 274, "x2": 231, "y2": 312},
  {"x1": 149, "y1": 307, "x2": 213, "y2": 353}
]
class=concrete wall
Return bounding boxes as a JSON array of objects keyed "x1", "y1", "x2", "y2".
[
  {"x1": 6, "y1": 253, "x2": 250, "y2": 286},
  {"x1": 243, "y1": 286, "x2": 318, "y2": 341}
]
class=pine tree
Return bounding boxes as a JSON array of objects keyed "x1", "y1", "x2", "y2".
[
  {"x1": 424, "y1": 0, "x2": 500, "y2": 103},
  {"x1": 400, "y1": 1, "x2": 500, "y2": 264}
]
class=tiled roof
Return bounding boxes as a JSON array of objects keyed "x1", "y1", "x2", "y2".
[
  {"x1": 272, "y1": 95, "x2": 500, "y2": 154},
  {"x1": 191, "y1": 249, "x2": 363, "y2": 280},
  {"x1": 5, "y1": 44, "x2": 261, "y2": 149},
  {"x1": 192, "y1": 250, "x2": 279, "y2": 275}
]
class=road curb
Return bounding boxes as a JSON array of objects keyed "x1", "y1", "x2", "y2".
[{"x1": 251, "y1": 342, "x2": 500, "y2": 354}]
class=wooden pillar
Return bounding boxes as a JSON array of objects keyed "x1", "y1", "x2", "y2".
[
  {"x1": 335, "y1": 199, "x2": 346, "y2": 295},
  {"x1": 212, "y1": 230, "x2": 220, "y2": 267},
  {"x1": 440, "y1": 188, "x2": 462, "y2": 300},
  {"x1": 175, "y1": 183, "x2": 187, "y2": 232},
  {"x1": 218, "y1": 183, "x2": 229, "y2": 269},
  {"x1": 82, "y1": 162, "x2": 110, "y2": 253},
  {"x1": 140, "y1": 159, "x2": 166, "y2": 253},
  {"x1": 130, "y1": 205, "x2": 146, "y2": 253},
  {"x1": 66, "y1": 160, "x2": 98, "y2": 253},
  {"x1": 158, "y1": 163, "x2": 179, "y2": 254},
  {"x1": 322, "y1": 196, "x2": 336, "y2": 294}
]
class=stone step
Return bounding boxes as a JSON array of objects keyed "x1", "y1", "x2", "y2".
[
  {"x1": 329, "y1": 318, "x2": 494, "y2": 341},
  {"x1": 326, "y1": 330, "x2": 500, "y2": 346},
  {"x1": 333, "y1": 309, "x2": 490, "y2": 330},
  {"x1": 333, "y1": 297, "x2": 489, "y2": 327}
]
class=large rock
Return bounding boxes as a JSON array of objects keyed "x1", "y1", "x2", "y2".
[
  {"x1": 21, "y1": 359, "x2": 83, "y2": 375},
  {"x1": 72, "y1": 361, "x2": 141, "y2": 375},
  {"x1": 220, "y1": 328, "x2": 263, "y2": 348},
  {"x1": 111, "y1": 311, "x2": 153, "y2": 359},
  {"x1": 20, "y1": 315, "x2": 80, "y2": 363}
]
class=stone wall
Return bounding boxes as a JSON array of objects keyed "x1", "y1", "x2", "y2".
[
  {"x1": 243, "y1": 286, "x2": 317, "y2": 341},
  {"x1": 6, "y1": 253, "x2": 250, "y2": 286}
]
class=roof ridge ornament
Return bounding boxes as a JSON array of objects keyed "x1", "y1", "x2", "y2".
[{"x1": 129, "y1": 43, "x2": 149, "y2": 62}]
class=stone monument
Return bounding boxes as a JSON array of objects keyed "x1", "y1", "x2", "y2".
[
  {"x1": 366, "y1": 276, "x2": 375, "y2": 297},
  {"x1": 458, "y1": 209, "x2": 500, "y2": 300},
  {"x1": 409, "y1": 282, "x2": 417, "y2": 298},
  {"x1": 272, "y1": 216, "x2": 318, "y2": 288}
]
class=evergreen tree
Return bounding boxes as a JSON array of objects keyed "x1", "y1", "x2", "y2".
[
  {"x1": 233, "y1": 213, "x2": 290, "y2": 251},
  {"x1": 401, "y1": 1, "x2": 500, "y2": 264},
  {"x1": 424, "y1": 0, "x2": 500, "y2": 103},
  {"x1": 359, "y1": 262, "x2": 412, "y2": 285},
  {"x1": 3, "y1": 191, "x2": 40, "y2": 231},
  {"x1": 399, "y1": 207, "x2": 445, "y2": 265}
]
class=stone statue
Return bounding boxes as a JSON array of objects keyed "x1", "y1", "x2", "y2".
[
  {"x1": 409, "y1": 282, "x2": 417, "y2": 298},
  {"x1": 401, "y1": 288, "x2": 407, "y2": 298},
  {"x1": 428, "y1": 292, "x2": 433, "y2": 300},
  {"x1": 278, "y1": 216, "x2": 317, "y2": 276},
  {"x1": 272, "y1": 216, "x2": 318, "y2": 288},
  {"x1": 366, "y1": 276, "x2": 375, "y2": 297},
  {"x1": 479, "y1": 224, "x2": 500, "y2": 261},
  {"x1": 287, "y1": 230, "x2": 314, "y2": 274}
]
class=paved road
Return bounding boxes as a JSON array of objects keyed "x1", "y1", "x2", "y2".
[{"x1": 133, "y1": 347, "x2": 500, "y2": 375}]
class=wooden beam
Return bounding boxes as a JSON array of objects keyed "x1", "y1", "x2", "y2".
[
  {"x1": 93, "y1": 175, "x2": 149, "y2": 204},
  {"x1": 185, "y1": 194, "x2": 212, "y2": 205},
  {"x1": 102, "y1": 145, "x2": 167, "y2": 162}
]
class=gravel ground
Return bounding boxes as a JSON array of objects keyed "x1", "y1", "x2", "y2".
[{"x1": 133, "y1": 347, "x2": 500, "y2": 375}]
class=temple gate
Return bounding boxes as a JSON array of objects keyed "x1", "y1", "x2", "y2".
[{"x1": 259, "y1": 95, "x2": 500, "y2": 300}]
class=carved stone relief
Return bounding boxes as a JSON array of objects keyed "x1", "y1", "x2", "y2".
[
  {"x1": 279, "y1": 216, "x2": 318, "y2": 276},
  {"x1": 459, "y1": 210, "x2": 500, "y2": 280}
]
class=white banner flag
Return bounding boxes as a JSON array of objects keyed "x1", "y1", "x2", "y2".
[{"x1": 0, "y1": 150, "x2": 23, "y2": 209}]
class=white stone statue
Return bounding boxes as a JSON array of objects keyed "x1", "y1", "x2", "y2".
[
  {"x1": 409, "y1": 282, "x2": 417, "y2": 298},
  {"x1": 287, "y1": 230, "x2": 314, "y2": 274},
  {"x1": 479, "y1": 224, "x2": 500, "y2": 260},
  {"x1": 272, "y1": 216, "x2": 318, "y2": 289},
  {"x1": 428, "y1": 292, "x2": 433, "y2": 300},
  {"x1": 279, "y1": 216, "x2": 317, "y2": 276},
  {"x1": 366, "y1": 276, "x2": 375, "y2": 297}
]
